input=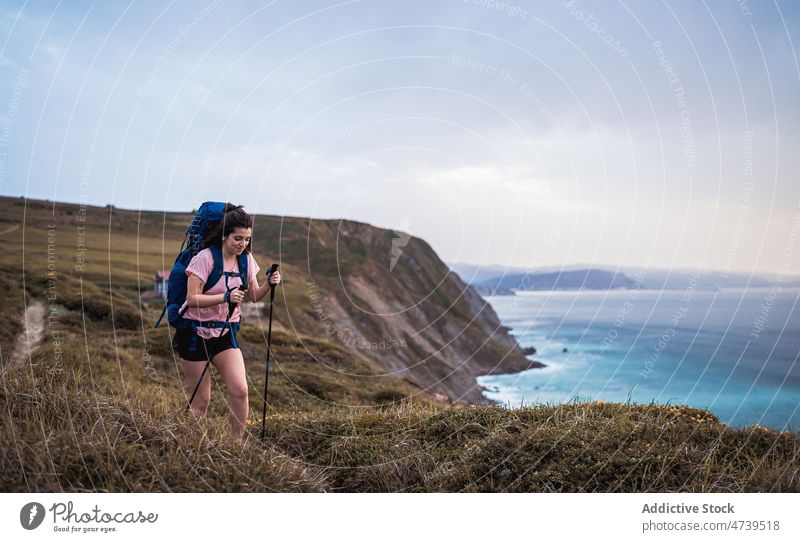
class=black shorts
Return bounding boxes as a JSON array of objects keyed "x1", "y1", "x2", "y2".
[{"x1": 172, "y1": 327, "x2": 236, "y2": 362}]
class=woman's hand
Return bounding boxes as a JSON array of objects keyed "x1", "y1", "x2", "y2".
[
  {"x1": 226, "y1": 288, "x2": 247, "y2": 304},
  {"x1": 268, "y1": 270, "x2": 281, "y2": 286}
]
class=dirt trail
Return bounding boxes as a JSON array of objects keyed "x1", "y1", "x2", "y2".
[
  {"x1": 0, "y1": 223, "x2": 20, "y2": 236},
  {"x1": 9, "y1": 301, "x2": 46, "y2": 366}
]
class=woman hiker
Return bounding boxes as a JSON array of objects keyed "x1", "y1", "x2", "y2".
[{"x1": 172, "y1": 203, "x2": 281, "y2": 438}]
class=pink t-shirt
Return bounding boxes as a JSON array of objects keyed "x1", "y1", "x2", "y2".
[{"x1": 180, "y1": 248, "x2": 261, "y2": 339}]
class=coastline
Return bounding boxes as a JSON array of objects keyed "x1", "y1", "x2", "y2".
[{"x1": 476, "y1": 288, "x2": 800, "y2": 430}]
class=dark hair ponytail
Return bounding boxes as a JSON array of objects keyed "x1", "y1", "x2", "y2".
[{"x1": 203, "y1": 203, "x2": 254, "y2": 253}]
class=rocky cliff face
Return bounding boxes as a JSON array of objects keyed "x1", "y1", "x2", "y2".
[{"x1": 252, "y1": 216, "x2": 540, "y2": 403}]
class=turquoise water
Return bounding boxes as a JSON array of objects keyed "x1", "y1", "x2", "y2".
[{"x1": 478, "y1": 288, "x2": 800, "y2": 430}]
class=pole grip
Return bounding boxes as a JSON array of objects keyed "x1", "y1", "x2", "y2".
[{"x1": 266, "y1": 263, "x2": 280, "y2": 301}]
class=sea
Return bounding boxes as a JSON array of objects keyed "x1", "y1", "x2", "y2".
[{"x1": 477, "y1": 287, "x2": 800, "y2": 431}]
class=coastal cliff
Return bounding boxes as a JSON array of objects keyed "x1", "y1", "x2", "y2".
[{"x1": 0, "y1": 196, "x2": 539, "y2": 404}]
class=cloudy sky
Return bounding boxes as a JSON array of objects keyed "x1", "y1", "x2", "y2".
[{"x1": 1, "y1": 0, "x2": 799, "y2": 275}]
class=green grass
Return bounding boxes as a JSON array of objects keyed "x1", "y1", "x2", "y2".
[{"x1": 0, "y1": 265, "x2": 26, "y2": 360}]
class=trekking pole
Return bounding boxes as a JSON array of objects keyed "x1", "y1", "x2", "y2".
[
  {"x1": 260, "y1": 264, "x2": 280, "y2": 441},
  {"x1": 186, "y1": 285, "x2": 242, "y2": 411}
]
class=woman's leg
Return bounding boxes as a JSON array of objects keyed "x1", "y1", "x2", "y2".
[
  {"x1": 211, "y1": 347, "x2": 249, "y2": 437},
  {"x1": 181, "y1": 359, "x2": 212, "y2": 418}
]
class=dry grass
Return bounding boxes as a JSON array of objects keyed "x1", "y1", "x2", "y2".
[
  {"x1": 1, "y1": 335, "x2": 326, "y2": 492},
  {"x1": 3, "y1": 333, "x2": 797, "y2": 492},
  {"x1": 264, "y1": 401, "x2": 800, "y2": 492}
]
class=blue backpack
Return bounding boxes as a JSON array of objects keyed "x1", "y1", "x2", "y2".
[{"x1": 154, "y1": 201, "x2": 249, "y2": 350}]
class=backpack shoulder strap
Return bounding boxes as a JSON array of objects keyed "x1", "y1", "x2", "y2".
[
  {"x1": 238, "y1": 253, "x2": 249, "y2": 290},
  {"x1": 205, "y1": 245, "x2": 225, "y2": 293}
]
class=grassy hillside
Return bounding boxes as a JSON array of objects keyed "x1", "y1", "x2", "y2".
[
  {"x1": 1, "y1": 196, "x2": 798, "y2": 492},
  {"x1": 0, "y1": 196, "x2": 535, "y2": 403},
  {"x1": 3, "y1": 343, "x2": 797, "y2": 491}
]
